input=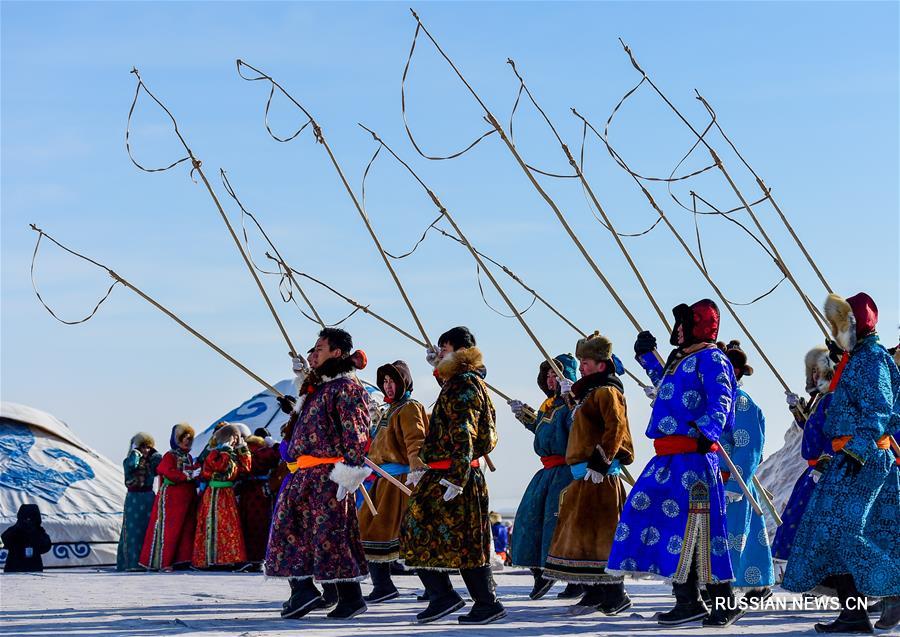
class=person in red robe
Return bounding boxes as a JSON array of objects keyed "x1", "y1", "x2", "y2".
[
  {"x1": 140, "y1": 423, "x2": 199, "y2": 571},
  {"x1": 192, "y1": 423, "x2": 252, "y2": 569},
  {"x1": 237, "y1": 430, "x2": 281, "y2": 569}
]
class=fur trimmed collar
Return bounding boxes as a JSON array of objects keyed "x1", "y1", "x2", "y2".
[
  {"x1": 435, "y1": 346, "x2": 486, "y2": 382},
  {"x1": 571, "y1": 369, "x2": 624, "y2": 401}
]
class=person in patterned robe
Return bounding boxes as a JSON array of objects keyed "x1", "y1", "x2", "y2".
[
  {"x1": 771, "y1": 346, "x2": 835, "y2": 564},
  {"x1": 266, "y1": 328, "x2": 373, "y2": 621},
  {"x1": 236, "y1": 431, "x2": 281, "y2": 570},
  {"x1": 399, "y1": 326, "x2": 505, "y2": 625},
  {"x1": 607, "y1": 299, "x2": 745, "y2": 628},
  {"x1": 783, "y1": 293, "x2": 900, "y2": 633},
  {"x1": 717, "y1": 341, "x2": 774, "y2": 601},
  {"x1": 191, "y1": 423, "x2": 251, "y2": 569},
  {"x1": 116, "y1": 432, "x2": 161, "y2": 571},
  {"x1": 544, "y1": 333, "x2": 635, "y2": 617},
  {"x1": 139, "y1": 423, "x2": 199, "y2": 571},
  {"x1": 508, "y1": 354, "x2": 582, "y2": 601},
  {"x1": 358, "y1": 359, "x2": 427, "y2": 603}
]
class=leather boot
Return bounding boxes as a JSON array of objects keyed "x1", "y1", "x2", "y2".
[
  {"x1": 327, "y1": 581, "x2": 367, "y2": 620},
  {"x1": 875, "y1": 596, "x2": 900, "y2": 630},
  {"x1": 458, "y1": 566, "x2": 507, "y2": 625},
  {"x1": 416, "y1": 570, "x2": 465, "y2": 624},
  {"x1": 364, "y1": 561, "x2": 399, "y2": 603},
  {"x1": 598, "y1": 580, "x2": 632, "y2": 616},
  {"x1": 557, "y1": 583, "x2": 585, "y2": 599},
  {"x1": 815, "y1": 574, "x2": 874, "y2": 634},
  {"x1": 528, "y1": 568, "x2": 555, "y2": 600},
  {"x1": 704, "y1": 582, "x2": 746, "y2": 628},
  {"x1": 281, "y1": 578, "x2": 323, "y2": 619},
  {"x1": 321, "y1": 583, "x2": 339, "y2": 611},
  {"x1": 659, "y1": 568, "x2": 708, "y2": 626}
]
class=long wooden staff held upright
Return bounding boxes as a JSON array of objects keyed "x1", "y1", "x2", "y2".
[{"x1": 405, "y1": 10, "x2": 666, "y2": 367}]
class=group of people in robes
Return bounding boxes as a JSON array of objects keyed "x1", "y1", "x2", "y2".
[
  {"x1": 506, "y1": 293, "x2": 898, "y2": 633},
  {"x1": 116, "y1": 421, "x2": 281, "y2": 573},
  {"x1": 110, "y1": 289, "x2": 898, "y2": 634}
]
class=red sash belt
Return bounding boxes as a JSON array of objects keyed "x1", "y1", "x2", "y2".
[
  {"x1": 654, "y1": 435, "x2": 719, "y2": 456},
  {"x1": 428, "y1": 459, "x2": 481, "y2": 470},
  {"x1": 807, "y1": 459, "x2": 818, "y2": 467},
  {"x1": 540, "y1": 455, "x2": 567, "y2": 469}
]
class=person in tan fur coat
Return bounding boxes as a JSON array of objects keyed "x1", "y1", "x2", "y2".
[
  {"x1": 544, "y1": 331, "x2": 635, "y2": 617},
  {"x1": 358, "y1": 359, "x2": 427, "y2": 603}
]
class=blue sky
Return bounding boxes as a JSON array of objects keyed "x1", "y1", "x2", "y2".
[{"x1": 2, "y1": 1, "x2": 897, "y2": 509}]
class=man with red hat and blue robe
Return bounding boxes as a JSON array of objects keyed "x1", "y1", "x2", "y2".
[
  {"x1": 607, "y1": 299, "x2": 745, "y2": 628},
  {"x1": 783, "y1": 292, "x2": 900, "y2": 633}
]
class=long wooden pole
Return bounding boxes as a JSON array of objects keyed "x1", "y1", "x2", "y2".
[
  {"x1": 694, "y1": 91, "x2": 833, "y2": 294},
  {"x1": 506, "y1": 59, "x2": 671, "y2": 334},
  {"x1": 408, "y1": 12, "x2": 663, "y2": 366},
  {"x1": 128, "y1": 69, "x2": 298, "y2": 356},
  {"x1": 616, "y1": 43, "x2": 829, "y2": 337},
  {"x1": 573, "y1": 110, "x2": 794, "y2": 394},
  {"x1": 236, "y1": 59, "x2": 434, "y2": 352}
]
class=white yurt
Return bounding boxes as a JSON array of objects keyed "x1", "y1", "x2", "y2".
[{"x1": 0, "y1": 402, "x2": 125, "y2": 568}]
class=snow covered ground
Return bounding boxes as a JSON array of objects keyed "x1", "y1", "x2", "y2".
[{"x1": 0, "y1": 568, "x2": 870, "y2": 636}]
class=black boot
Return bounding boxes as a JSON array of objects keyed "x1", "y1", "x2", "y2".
[
  {"x1": 875, "y1": 596, "x2": 900, "y2": 630},
  {"x1": 557, "y1": 583, "x2": 585, "y2": 599},
  {"x1": 416, "y1": 570, "x2": 465, "y2": 624},
  {"x1": 568, "y1": 584, "x2": 605, "y2": 616},
  {"x1": 743, "y1": 586, "x2": 773, "y2": 607},
  {"x1": 327, "y1": 581, "x2": 367, "y2": 620},
  {"x1": 321, "y1": 582, "x2": 339, "y2": 611},
  {"x1": 458, "y1": 566, "x2": 507, "y2": 625},
  {"x1": 364, "y1": 561, "x2": 399, "y2": 603},
  {"x1": 598, "y1": 581, "x2": 632, "y2": 616},
  {"x1": 528, "y1": 568, "x2": 555, "y2": 600},
  {"x1": 281, "y1": 578, "x2": 323, "y2": 619},
  {"x1": 659, "y1": 573, "x2": 709, "y2": 626},
  {"x1": 703, "y1": 582, "x2": 746, "y2": 628},
  {"x1": 815, "y1": 574, "x2": 874, "y2": 634}
]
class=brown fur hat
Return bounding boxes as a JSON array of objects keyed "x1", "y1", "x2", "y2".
[
  {"x1": 213, "y1": 423, "x2": 241, "y2": 445},
  {"x1": 804, "y1": 345, "x2": 834, "y2": 393},
  {"x1": 824, "y1": 294, "x2": 856, "y2": 351},
  {"x1": 575, "y1": 331, "x2": 613, "y2": 362},
  {"x1": 129, "y1": 432, "x2": 155, "y2": 450},
  {"x1": 245, "y1": 435, "x2": 266, "y2": 449}
]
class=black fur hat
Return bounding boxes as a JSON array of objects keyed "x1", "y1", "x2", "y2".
[{"x1": 438, "y1": 326, "x2": 476, "y2": 350}]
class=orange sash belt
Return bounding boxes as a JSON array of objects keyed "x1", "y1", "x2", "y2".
[
  {"x1": 286, "y1": 455, "x2": 342, "y2": 473},
  {"x1": 540, "y1": 455, "x2": 567, "y2": 469},
  {"x1": 808, "y1": 459, "x2": 819, "y2": 467},
  {"x1": 654, "y1": 435, "x2": 719, "y2": 456},
  {"x1": 831, "y1": 435, "x2": 890, "y2": 453},
  {"x1": 428, "y1": 459, "x2": 481, "y2": 470}
]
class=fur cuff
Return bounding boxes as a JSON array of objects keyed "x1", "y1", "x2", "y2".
[{"x1": 329, "y1": 462, "x2": 372, "y2": 492}]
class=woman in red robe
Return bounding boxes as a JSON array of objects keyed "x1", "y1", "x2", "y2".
[
  {"x1": 192, "y1": 423, "x2": 252, "y2": 569},
  {"x1": 237, "y1": 432, "x2": 281, "y2": 567},
  {"x1": 140, "y1": 423, "x2": 199, "y2": 571}
]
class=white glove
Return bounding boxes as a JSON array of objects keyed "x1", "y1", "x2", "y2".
[
  {"x1": 439, "y1": 478, "x2": 462, "y2": 501},
  {"x1": 264, "y1": 436, "x2": 276, "y2": 448},
  {"x1": 330, "y1": 463, "x2": 372, "y2": 502},
  {"x1": 558, "y1": 377, "x2": 574, "y2": 395},
  {"x1": 406, "y1": 469, "x2": 426, "y2": 487},
  {"x1": 785, "y1": 391, "x2": 800, "y2": 407},
  {"x1": 725, "y1": 491, "x2": 743, "y2": 503},
  {"x1": 291, "y1": 354, "x2": 310, "y2": 379},
  {"x1": 811, "y1": 471, "x2": 822, "y2": 484},
  {"x1": 183, "y1": 470, "x2": 194, "y2": 480},
  {"x1": 583, "y1": 468, "x2": 605, "y2": 484},
  {"x1": 508, "y1": 399, "x2": 526, "y2": 416},
  {"x1": 425, "y1": 346, "x2": 439, "y2": 367},
  {"x1": 190, "y1": 468, "x2": 202, "y2": 479},
  {"x1": 643, "y1": 385, "x2": 658, "y2": 400}
]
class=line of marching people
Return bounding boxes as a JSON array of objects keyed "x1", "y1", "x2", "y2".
[
  {"x1": 113, "y1": 290, "x2": 899, "y2": 634},
  {"x1": 117, "y1": 420, "x2": 282, "y2": 573}
]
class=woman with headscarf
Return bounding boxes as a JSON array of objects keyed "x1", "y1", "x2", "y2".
[
  {"x1": 139, "y1": 423, "x2": 199, "y2": 571},
  {"x1": 358, "y1": 359, "x2": 427, "y2": 603},
  {"x1": 507, "y1": 353, "x2": 582, "y2": 600},
  {"x1": 116, "y1": 432, "x2": 161, "y2": 571}
]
